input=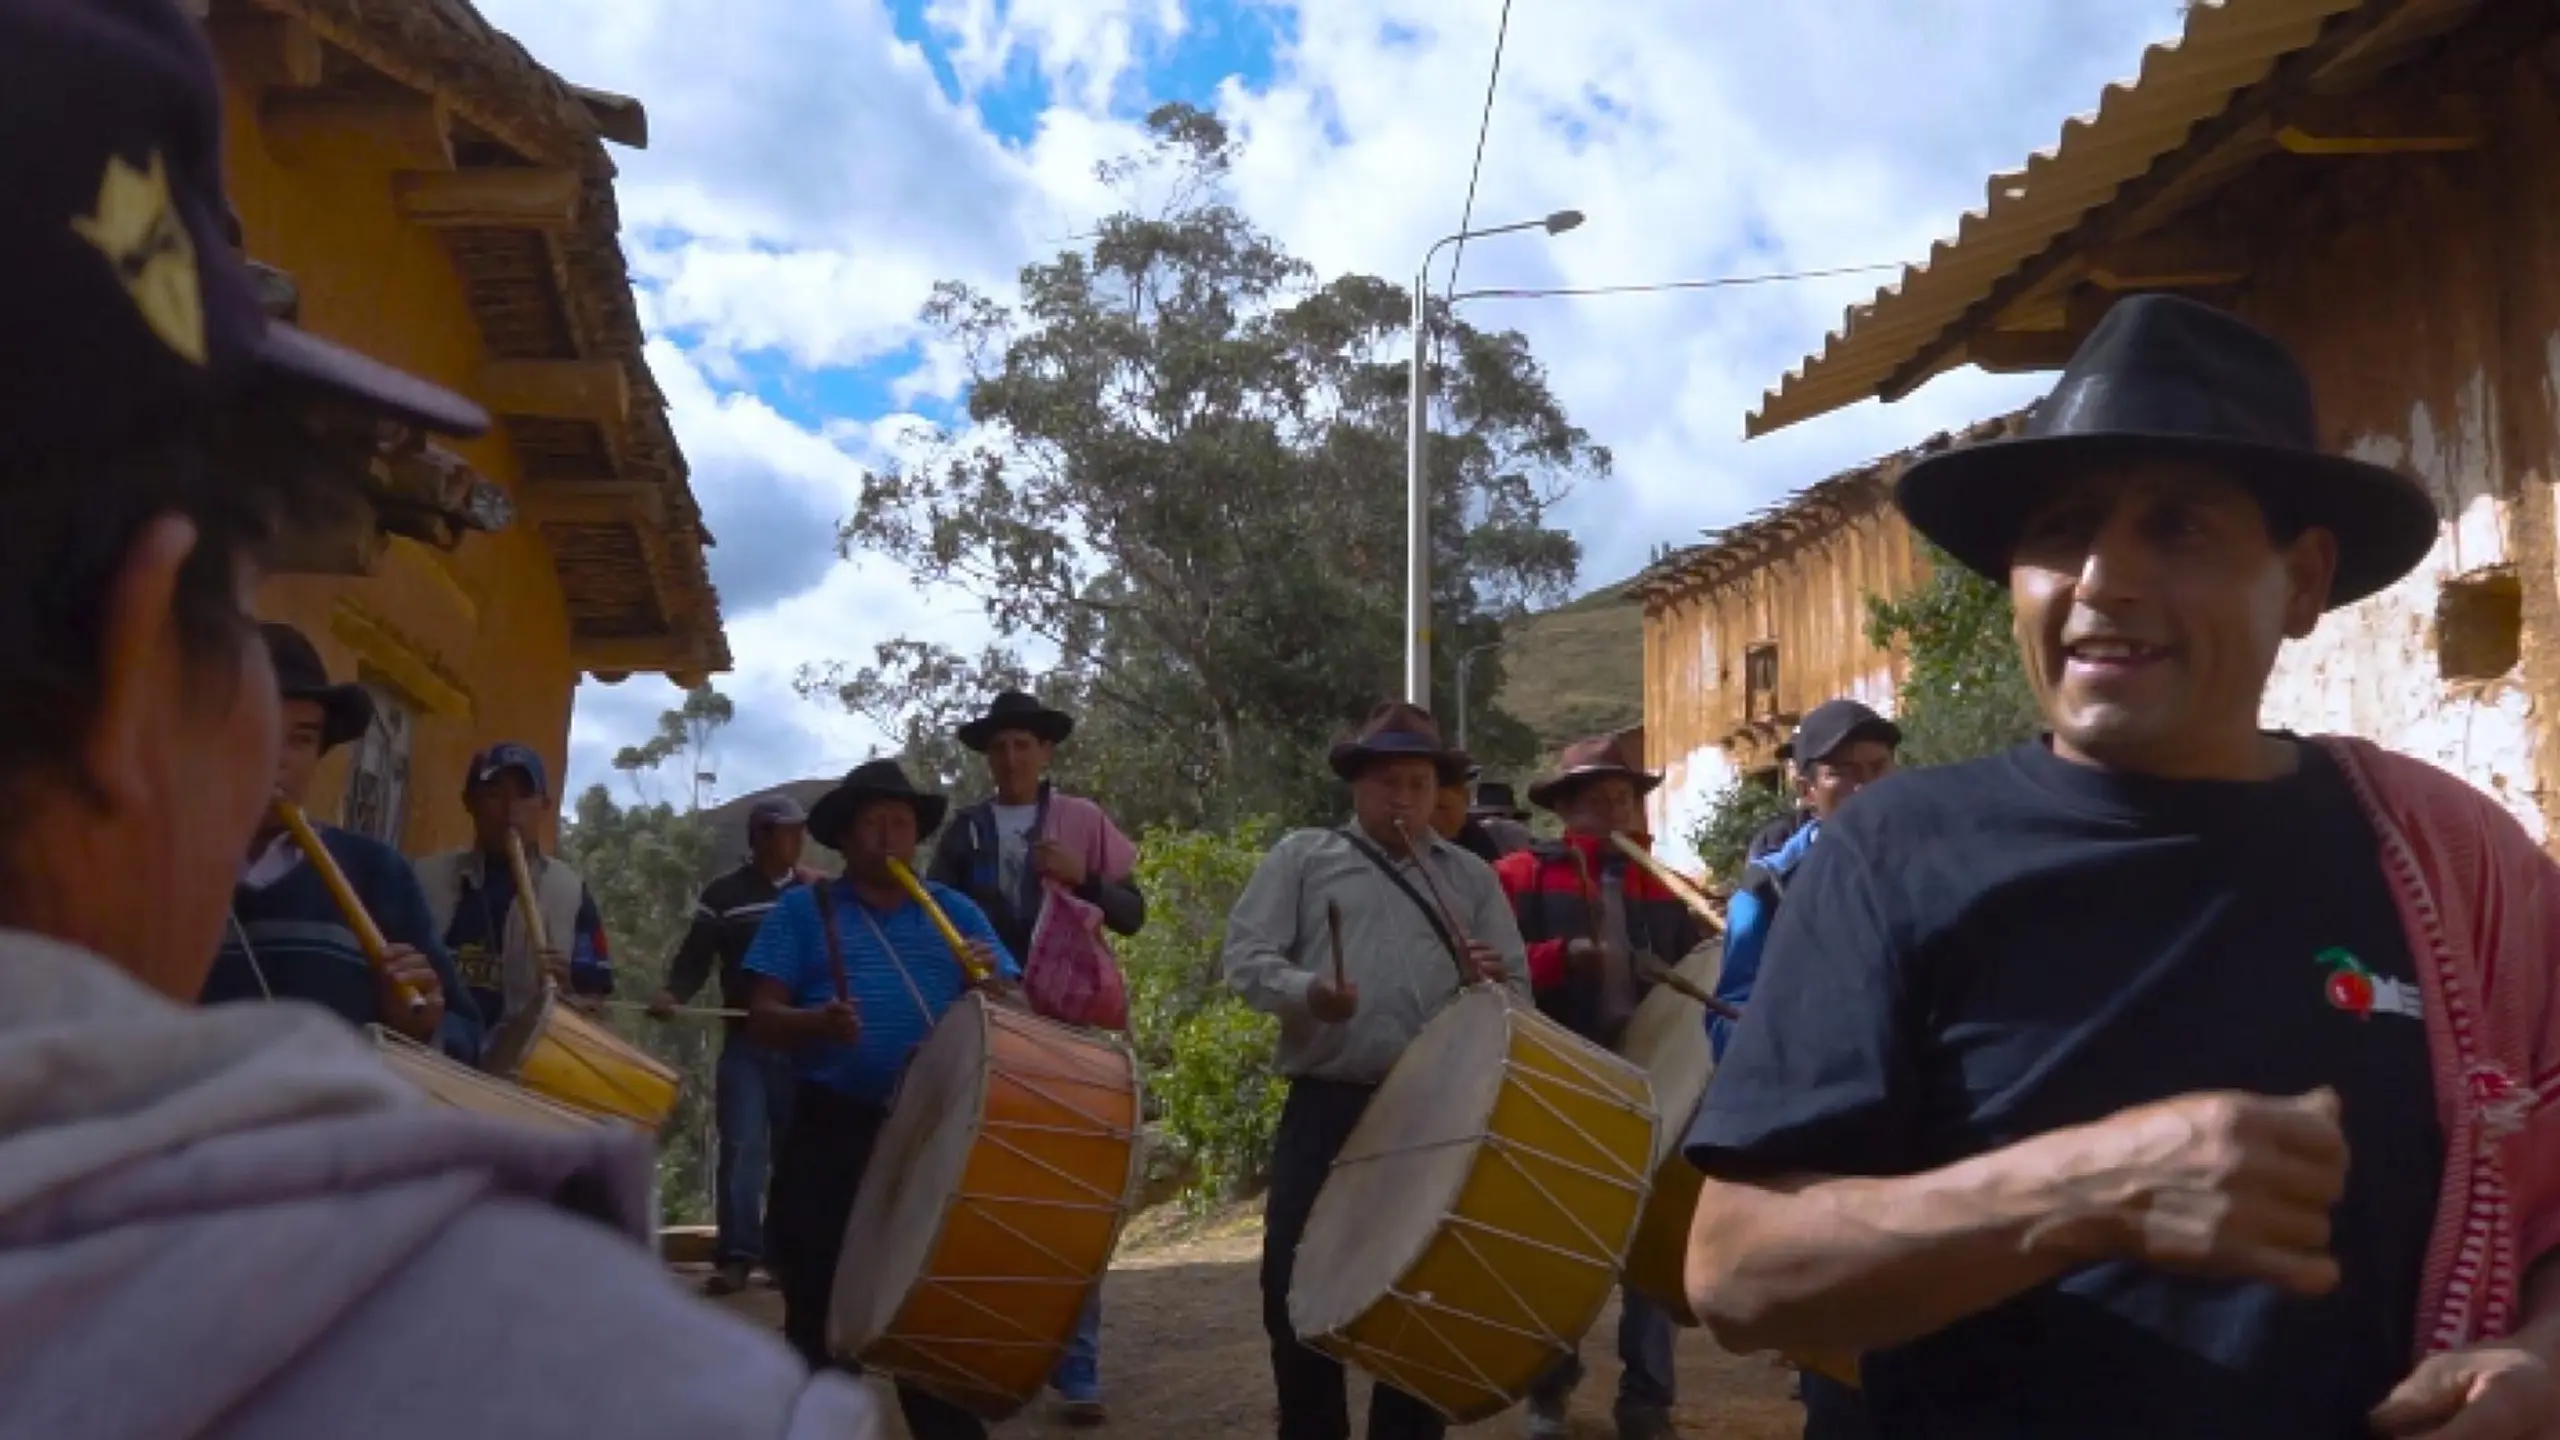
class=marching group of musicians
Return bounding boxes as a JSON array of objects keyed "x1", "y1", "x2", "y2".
[{"x1": 16, "y1": 3, "x2": 2560, "y2": 1438}]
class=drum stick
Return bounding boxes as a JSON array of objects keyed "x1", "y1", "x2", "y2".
[
  {"x1": 1324, "y1": 899, "x2": 1347, "y2": 991},
  {"x1": 887, "y1": 857, "x2": 991, "y2": 985},
  {"x1": 603, "y1": 999, "x2": 748, "y2": 1021},
  {"x1": 1635, "y1": 952, "x2": 1742, "y2": 1023},
  {"x1": 1608, "y1": 831, "x2": 1726, "y2": 935},
  {"x1": 273, "y1": 795, "x2": 426, "y2": 1015}
]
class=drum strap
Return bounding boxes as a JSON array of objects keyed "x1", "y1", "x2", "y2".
[
  {"x1": 1337, "y1": 829, "x2": 1467, "y2": 982},
  {"x1": 851, "y1": 903, "x2": 937, "y2": 1026},
  {"x1": 813, "y1": 881, "x2": 851, "y2": 1003}
]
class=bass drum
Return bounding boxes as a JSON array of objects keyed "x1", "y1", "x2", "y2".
[{"x1": 1616, "y1": 938, "x2": 1721, "y2": 1323}]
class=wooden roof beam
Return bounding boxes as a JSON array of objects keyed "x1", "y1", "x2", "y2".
[
  {"x1": 394, "y1": 168, "x2": 584, "y2": 230},
  {"x1": 523, "y1": 480, "x2": 664, "y2": 529},
  {"x1": 2083, "y1": 230, "x2": 2251, "y2": 291},
  {"x1": 262, "y1": 91, "x2": 453, "y2": 172},
  {"x1": 568, "y1": 85, "x2": 650, "y2": 149},
  {"x1": 571, "y1": 635, "x2": 700, "y2": 675},
  {"x1": 2274, "y1": 92, "x2": 2484, "y2": 156},
  {"x1": 206, "y1": 10, "x2": 322, "y2": 92},
  {"x1": 482, "y1": 359, "x2": 629, "y2": 429}
]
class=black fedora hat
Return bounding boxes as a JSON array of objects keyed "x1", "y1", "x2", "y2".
[
  {"x1": 1327, "y1": 701, "x2": 1471, "y2": 784},
  {"x1": 260, "y1": 623, "x2": 372, "y2": 752},
  {"x1": 806, "y1": 759, "x2": 949, "y2": 849},
  {"x1": 956, "y1": 690, "x2": 1074, "y2": 752},
  {"x1": 1470, "y1": 780, "x2": 1529, "y2": 821},
  {"x1": 1894, "y1": 294, "x2": 2437, "y2": 609}
]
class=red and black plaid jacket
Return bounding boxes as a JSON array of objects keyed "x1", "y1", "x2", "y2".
[{"x1": 1492, "y1": 832, "x2": 1704, "y2": 1043}]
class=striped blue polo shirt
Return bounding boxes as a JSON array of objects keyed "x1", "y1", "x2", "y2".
[{"x1": 741, "y1": 876, "x2": 1019, "y2": 1104}]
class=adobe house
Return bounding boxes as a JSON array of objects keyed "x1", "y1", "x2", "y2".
[
  {"x1": 1736, "y1": 0, "x2": 2560, "y2": 842},
  {"x1": 195, "y1": 0, "x2": 728, "y2": 853},
  {"x1": 1636, "y1": 417, "x2": 2021, "y2": 863}
]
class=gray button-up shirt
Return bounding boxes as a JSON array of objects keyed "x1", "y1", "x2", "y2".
[{"x1": 1221, "y1": 824, "x2": 1529, "y2": 1086}]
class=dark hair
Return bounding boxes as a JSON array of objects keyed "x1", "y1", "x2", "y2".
[{"x1": 0, "y1": 431, "x2": 273, "y2": 812}]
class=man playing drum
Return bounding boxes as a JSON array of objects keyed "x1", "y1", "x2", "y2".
[
  {"x1": 926, "y1": 689, "x2": 1145, "y2": 1424},
  {"x1": 742, "y1": 758, "x2": 1016, "y2": 1440},
  {"x1": 201, "y1": 623, "x2": 482, "y2": 1061},
  {"x1": 1494, "y1": 734, "x2": 1704, "y2": 1440},
  {"x1": 651, "y1": 794, "x2": 813, "y2": 1297},
  {"x1": 1684, "y1": 297, "x2": 2560, "y2": 1438},
  {"x1": 1223, "y1": 702, "x2": 1526, "y2": 1440},
  {"x1": 0, "y1": 2, "x2": 885, "y2": 1433},
  {"x1": 414, "y1": 742, "x2": 616, "y2": 1043}
]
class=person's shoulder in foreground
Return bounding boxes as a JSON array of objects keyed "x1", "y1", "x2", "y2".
[{"x1": 0, "y1": 932, "x2": 887, "y2": 1440}]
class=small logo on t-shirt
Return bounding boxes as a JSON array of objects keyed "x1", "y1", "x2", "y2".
[{"x1": 2317, "y1": 947, "x2": 2421, "y2": 1021}]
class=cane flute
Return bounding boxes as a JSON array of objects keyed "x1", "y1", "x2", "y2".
[
  {"x1": 1324, "y1": 898, "x2": 1348, "y2": 992},
  {"x1": 886, "y1": 857, "x2": 991, "y2": 985},
  {"x1": 272, "y1": 795, "x2": 426, "y2": 1015},
  {"x1": 606, "y1": 998, "x2": 747, "y2": 1021},
  {"x1": 1392, "y1": 818, "x2": 1484, "y2": 986},
  {"x1": 1607, "y1": 831, "x2": 1726, "y2": 935},
  {"x1": 503, "y1": 827, "x2": 558, "y2": 993}
]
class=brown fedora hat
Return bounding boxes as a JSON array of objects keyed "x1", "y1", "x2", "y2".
[
  {"x1": 1326, "y1": 701, "x2": 1471, "y2": 785},
  {"x1": 1528, "y1": 734, "x2": 1663, "y2": 811}
]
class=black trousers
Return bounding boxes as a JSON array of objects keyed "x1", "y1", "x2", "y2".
[
  {"x1": 1801, "y1": 1373, "x2": 1878, "y2": 1440},
  {"x1": 1261, "y1": 1077, "x2": 1448, "y2": 1440},
  {"x1": 766, "y1": 1082, "x2": 987, "y2": 1440}
]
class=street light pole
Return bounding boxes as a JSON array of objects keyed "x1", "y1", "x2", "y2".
[
  {"x1": 1405, "y1": 208, "x2": 1585, "y2": 710},
  {"x1": 1454, "y1": 637, "x2": 1508, "y2": 753}
]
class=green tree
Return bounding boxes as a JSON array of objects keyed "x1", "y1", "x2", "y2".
[
  {"x1": 1862, "y1": 544, "x2": 2043, "y2": 766},
  {"x1": 1686, "y1": 778, "x2": 1796, "y2": 885},
  {"x1": 818, "y1": 103, "x2": 1607, "y2": 831},
  {"x1": 612, "y1": 684, "x2": 737, "y2": 810}
]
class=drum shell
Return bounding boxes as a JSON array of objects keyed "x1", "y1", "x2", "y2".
[
  {"x1": 1616, "y1": 939, "x2": 1722, "y2": 1325},
  {"x1": 370, "y1": 1024, "x2": 600, "y2": 1132},
  {"x1": 831, "y1": 994, "x2": 1144, "y2": 1419},
  {"x1": 485, "y1": 986, "x2": 683, "y2": 1132},
  {"x1": 1289, "y1": 986, "x2": 1660, "y2": 1425}
]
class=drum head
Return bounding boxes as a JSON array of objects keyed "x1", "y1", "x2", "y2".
[
  {"x1": 832, "y1": 993, "x2": 992, "y2": 1353},
  {"x1": 1618, "y1": 940, "x2": 1722, "y2": 1168},
  {"x1": 481, "y1": 982, "x2": 555, "y2": 1078},
  {"x1": 1288, "y1": 985, "x2": 1513, "y2": 1339}
]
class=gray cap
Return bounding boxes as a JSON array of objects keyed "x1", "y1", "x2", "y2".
[{"x1": 747, "y1": 794, "x2": 808, "y2": 833}]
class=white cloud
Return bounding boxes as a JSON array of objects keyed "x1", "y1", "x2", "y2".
[{"x1": 475, "y1": 0, "x2": 2189, "y2": 800}]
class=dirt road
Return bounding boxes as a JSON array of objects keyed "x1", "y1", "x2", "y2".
[{"x1": 709, "y1": 1206, "x2": 1805, "y2": 1439}]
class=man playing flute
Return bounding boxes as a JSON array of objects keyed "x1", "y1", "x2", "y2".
[{"x1": 199, "y1": 622, "x2": 480, "y2": 1059}]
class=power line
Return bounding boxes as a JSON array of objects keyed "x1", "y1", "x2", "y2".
[
  {"x1": 1443, "y1": 0, "x2": 1517, "y2": 304},
  {"x1": 1450, "y1": 261, "x2": 1905, "y2": 302}
]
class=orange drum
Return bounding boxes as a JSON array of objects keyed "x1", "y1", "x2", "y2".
[{"x1": 830, "y1": 993, "x2": 1143, "y2": 1418}]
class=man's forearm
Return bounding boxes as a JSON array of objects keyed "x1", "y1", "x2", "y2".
[{"x1": 1685, "y1": 1126, "x2": 2105, "y2": 1356}]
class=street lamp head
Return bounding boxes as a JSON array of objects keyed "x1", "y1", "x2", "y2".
[{"x1": 1543, "y1": 209, "x2": 1586, "y2": 235}]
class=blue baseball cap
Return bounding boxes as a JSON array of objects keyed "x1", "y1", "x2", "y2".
[
  {"x1": 0, "y1": 0, "x2": 487, "y2": 464},
  {"x1": 465, "y1": 742, "x2": 550, "y2": 801}
]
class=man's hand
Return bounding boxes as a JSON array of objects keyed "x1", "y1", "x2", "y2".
[
  {"x1": 2026, "y1": 1087, "x2": 2348, "y2": 1296},
  {"x1": 1032, "y1": 839, "x2": 1086, "y2": 888},
  {"x1": 646, "y1": 989, "x2": 680, "y2": 1021},
  {"x1": 1307, "y1": 973, "x2": 1359, "y2": 1024},
  {"x1": 377, "y1": 944, "x2": 444, "y2": 1041},
  {"x1": 815, "y1": 999, "x2": 861, "y2": 1045},
  {"x1": 2369, "y1": 1343, "x2": 2560, "y2": 1439},
  {"x1": 1462, "y1": 940, "x2": 1509, "y2": 984},
  {"x1": 963, "y1": 938, "x2": 1007, "y2": 982}
]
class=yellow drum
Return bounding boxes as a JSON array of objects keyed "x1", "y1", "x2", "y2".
[
  {"x1": 369, "y1": 1024, "x2": 599, "y2": 1133},
  {"x1": 1618, "y1": 939, "x2": 1722, "y2": 1324},
  {"x1": 832, "y1": 993, "x2": 1144, "y2": 1418},
  {"x1": 1289, "y1": 985, "x2": 1659, "y2": 1424},
  {"x1": 484, "y1": 985, "x2": 681, "y2": 1132}
]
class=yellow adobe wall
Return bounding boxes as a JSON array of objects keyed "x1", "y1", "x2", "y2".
[{"x1": 219, "y1": 81, "x2": 577, "y2": 855}]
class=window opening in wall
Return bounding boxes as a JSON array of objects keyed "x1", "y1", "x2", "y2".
[
  {"x1": 2436, "y1": 568, "x2": 2521, "y2": 682},
  {"x1": 1743, "y1": 765, "x2": 1783, "y2": 794},
  {"x1": 340, "y1": 673, "x2": 416, "y2": 847},
  {"x1": 1744, "y1": 642, "x2": 1780, "y2": 722}
]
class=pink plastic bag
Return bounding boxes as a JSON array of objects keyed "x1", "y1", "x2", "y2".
[{"x1": 1022, "y1": 881, "x2": 1130, "y2": 1032}]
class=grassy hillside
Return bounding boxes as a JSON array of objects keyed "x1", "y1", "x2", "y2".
[
  {"x1": 1490, "y1": 577, "x2": 1643, "y2": 760},
  {"x1": 697, "y1": 778, "x2": 841, "y2": 871}
]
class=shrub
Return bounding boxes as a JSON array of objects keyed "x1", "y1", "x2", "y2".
[{"x1": 1687, "y1": 777, "x2": 1797, "y2": 885}]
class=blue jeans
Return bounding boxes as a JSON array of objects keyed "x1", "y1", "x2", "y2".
[
  {"x1": 714, "y1": 1037, "x2": 795, "y2": 1265},
  {"x1": 1526, "y1": 1285, "x2": 1678, "y2": 1415},
  {"x1": 1050, "y1": 1286, "x2": 1104, "y2": 1400}
]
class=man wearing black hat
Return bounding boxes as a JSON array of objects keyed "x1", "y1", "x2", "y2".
[
  {"x1": 0, "y1": 1, "x2": 884, "y2": 1433},
  {"x1": 744, "y1": 758, "x2": 1015, "y2": 1440},
  {"x1": 1495, "y1": 734, "x2": 1704, "y2": 1440},
  {"x1": 415, "y1": 741, "x2": 617, "y2": 1041},
  {"x1": 924, "y1": 690, "x2": 1143, "y2": 1422},
  {"x1": 651, "y1": 792, "x2": 816, "y2": 1297},
  {"x1": 1430, "y1": 763, "x2": 1509, "y2": 864},
  {"x1": 1685, "y1": 296, "x2": 2560, "y2": 1439},
  {"x1": 1224, "y1": 702, "x2": 1524, "y2": 1440},
  {"x1": 1471, "y1": 781, "x2": 1537, "y2": 857},
  {"x1": 201, "y1": 624, "x2": 482, "y2": 1060}
]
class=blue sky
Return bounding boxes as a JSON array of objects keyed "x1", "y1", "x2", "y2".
[{"x1": 467, "y1": 0, "x2": 2190, "y2": 812}]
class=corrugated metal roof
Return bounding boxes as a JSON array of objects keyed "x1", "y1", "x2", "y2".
[{"x1": 1744, "y1": 0, "x2": 2481, "y2": 438}]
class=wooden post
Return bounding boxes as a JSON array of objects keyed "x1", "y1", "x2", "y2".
[
  {"x1": 394, "y1": 168, "x2": 584, "y2": 230},
  {"x1": 480, "y1": 359, "x2": 630, "y2": 428}
]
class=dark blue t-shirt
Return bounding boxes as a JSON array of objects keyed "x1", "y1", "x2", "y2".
[{"x1": 1685, "y1": 737, "x2": 2441, "y2": 1439}]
